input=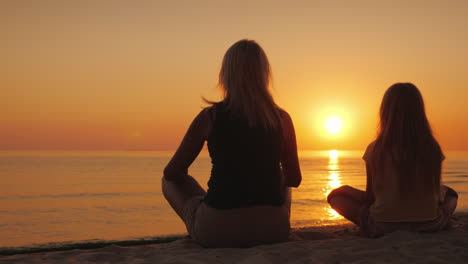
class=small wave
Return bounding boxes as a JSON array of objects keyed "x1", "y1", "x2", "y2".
[
  {"x1": 453, "y1": 175, "x2": 468, "y2": 178},
  {"x1": 292, "y1": 199, "x2": 325, "y2": 206},
  {"x1": 442, "y1": 181, "x2": 467, "y2": 184},
  {"x1": 444, "y1": 171, "x2": 465, "y2": 175}
]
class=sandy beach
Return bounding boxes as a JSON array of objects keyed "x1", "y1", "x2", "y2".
[{"x1": 1, "y1": 212, "x2": 467, "y2": 264}]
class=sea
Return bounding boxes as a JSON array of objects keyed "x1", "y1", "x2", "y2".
[{"x1": 1, "y1": 150, "x2": 467, "y2": 250}]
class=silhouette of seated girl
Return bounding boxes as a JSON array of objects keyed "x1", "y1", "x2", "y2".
[{"x1": 328, "y1": 83, "x2": 458, "y2": 237}]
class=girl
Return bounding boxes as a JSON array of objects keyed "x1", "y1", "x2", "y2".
[
  {"x1": 327, "y1": 83, "x2": 458, "y2": 237},
  {"x1": 162, "y1": 39, "x2": 302, "y2": 247}
]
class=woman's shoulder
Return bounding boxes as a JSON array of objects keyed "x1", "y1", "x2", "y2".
[
  {"x1": 198, "y1": 106, "x2": 216, "y2": 122},
  {"x1": 202, "y1": 105, "x2": 216, "y2": 113},
  {"x1": 201, "y1": 101, "x2": 226, "y2": 116},
  {"x1": 198, "y1": 102, "x2": 226, "y2": 127},
  {"x1": 277, "y1": 109, "x2": 294, "y2": 131}
]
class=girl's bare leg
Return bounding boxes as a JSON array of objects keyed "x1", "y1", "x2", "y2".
[
  {"x1": 441, "y1": 185, "x2": 458, "y2": 215},
  {"x1": 327, "y1": 185, "x2": 367, "y2": 225}
]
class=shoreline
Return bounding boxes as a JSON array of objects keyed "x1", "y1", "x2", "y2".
[
  {"x1": 0, "y1": 234, "x2": 186, "y2": 256},
  {"x1": 1, "y1": 212, "x2": 467, "y2": 263},
  {"x1": 0, "y1": 221, "x2": 359, "y2": 256}
]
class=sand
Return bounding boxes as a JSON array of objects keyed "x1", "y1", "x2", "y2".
[{"x1": 1, "y1": 213, "x2": 468, "y2": 264}]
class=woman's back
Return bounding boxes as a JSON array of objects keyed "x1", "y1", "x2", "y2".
[
  {"x1": 204, "y1": 102, "x2": 284, "y2": 209},
  {"x1": 162, "y1": 39, "x2": 301, "y2": 247}
]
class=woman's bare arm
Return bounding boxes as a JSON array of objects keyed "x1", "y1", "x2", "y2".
[
  {"x1": 280, "y1": 111, "x2": 302, "y2": 187},
  {"x1": 365, "y1": 163, "x2": 375, "y2": 205},
  {"x1": 163, "y1": 108, "x2": 212, "y2": 182}
]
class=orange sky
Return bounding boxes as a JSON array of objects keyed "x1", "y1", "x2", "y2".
[{"x1": 2, "y1": 0, "x2": 468, "y2": 151}]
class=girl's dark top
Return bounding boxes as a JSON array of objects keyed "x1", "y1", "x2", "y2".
[{"x1": 203, "y1": 103, "x2": 285, "y2": 209}]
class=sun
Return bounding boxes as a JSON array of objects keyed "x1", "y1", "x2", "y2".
[
  {"x1": 324, "y1": 115, "x2": 344, "y2": 136},
  {"x1": 312, "y1": 108, "x2": 349, "y2": 140}
]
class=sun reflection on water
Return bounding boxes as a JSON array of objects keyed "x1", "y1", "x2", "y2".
[{"x1": 324, "y1": 150, "x2": 343, "y2": 220}]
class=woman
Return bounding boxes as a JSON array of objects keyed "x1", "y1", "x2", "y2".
[
  {"x1": 327, "y1": 83, "x2": 458, "y2": 237},
  {"x1": 162, "y1": 39, "x2": 302, "y2": 247}
]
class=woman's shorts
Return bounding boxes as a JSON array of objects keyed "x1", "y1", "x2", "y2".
[{"x1": 181, "y1": 195, "x2": 291, "y2": 247}]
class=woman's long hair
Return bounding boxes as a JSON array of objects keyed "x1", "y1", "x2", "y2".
[
  {"x1": 205, "y1": 39, "x2": 281, "y2": 129},
  {"x1": 373, "y1": 83, "x2": 443, "y2": 196}
]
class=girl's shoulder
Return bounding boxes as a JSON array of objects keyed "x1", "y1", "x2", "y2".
[
  {"x1": 278, "y1": 108, "x2": 291, "y2": 119},
  {"x1": 363, "y1": 141, "x2": 377, "y2": 161}
]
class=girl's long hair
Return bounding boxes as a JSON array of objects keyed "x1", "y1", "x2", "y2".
[
  {"x1": 205, "y1": 39, "x2": 281, "y2": 129},
  {"x1": 373, "y1": 83, "x2": 443, "y2": 196}
]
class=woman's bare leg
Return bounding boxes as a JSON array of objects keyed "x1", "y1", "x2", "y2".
[
  {"x1": 327, "y1": 185, "x2": 367, "y2": 225},
  {"x1": 162, "y1": 175, "x2": 206, "y2": 219}
]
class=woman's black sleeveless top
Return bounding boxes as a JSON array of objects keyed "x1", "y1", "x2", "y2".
[{"x1": 204, "y1": 103, "x2": 285, "y2": 209}]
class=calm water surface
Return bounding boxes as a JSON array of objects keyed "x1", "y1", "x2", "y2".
[{"x1": 1, "y1": 150, "x2": 467, "y2": 247}]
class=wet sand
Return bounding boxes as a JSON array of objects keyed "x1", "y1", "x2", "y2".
[{"x1": 1, "y1": 212, "x2": 467, "y2": 263}]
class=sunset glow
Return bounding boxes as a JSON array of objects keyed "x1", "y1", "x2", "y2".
[
  {"x1": 2, "y1": 1, "x2": 468, "y2": 151},
  {"x1": 2, "y1": 1, "x2": 468, "y2": 257}
]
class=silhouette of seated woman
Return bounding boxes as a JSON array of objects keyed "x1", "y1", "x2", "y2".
[
  {"x1": 163, "y1": 39, "x2": 302, "y2": 247},
  {"x1": 327, "y1": 83, "x2": 458, "y2": 237}
]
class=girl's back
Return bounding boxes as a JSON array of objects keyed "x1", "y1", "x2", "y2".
[
  {"x1": 327, "y1": 82, "x2": 457, "y2": 237},
  {"x1": 367, "y1": 83, "x2": 443, "y2": 222},
  {"x1": 364, "y1": 141, "x2": 442, "y2": 222}
]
